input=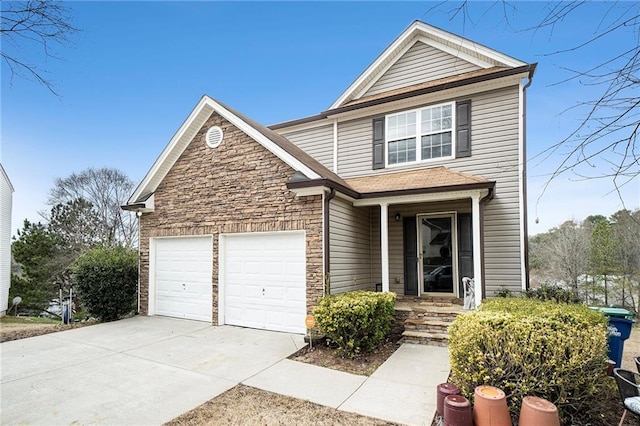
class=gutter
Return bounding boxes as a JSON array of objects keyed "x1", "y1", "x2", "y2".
[
  {"x1": 323, "y1": 188, "x2": 336, "y2": 295},
  {"x1": 287, "y1": 178, "x2": 496, "y2": 200},
  {"x1": 270, "y1": 64, "x2": 537, "y2": 130}
]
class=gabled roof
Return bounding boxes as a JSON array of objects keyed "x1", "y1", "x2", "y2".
[
  {"x1": 126, "y1": 95, "x2": 346, "y2": 206},
  {"x1": 329, "y1": 20, "x2": 527, "y2": 110},
  {"x1": 0, "y1": 163, "x2": 14, "y2": 192}
]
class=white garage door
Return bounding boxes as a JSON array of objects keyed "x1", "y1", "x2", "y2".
[
  {"x1": 154, "y1": 237, "x2": 213, "y2": 322},
  {"x1": 223, "y1": 232, "x2": 306, "y2": 334}
]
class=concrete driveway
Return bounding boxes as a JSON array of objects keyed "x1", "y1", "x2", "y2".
[{"x1": 0, "y1": 316, "x2": 305, "y2": 425}]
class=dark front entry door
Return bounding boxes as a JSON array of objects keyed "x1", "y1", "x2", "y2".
[
  {"x1": 420, "y1": 215, "x2": 454, "y2": 294},
  {"x1": 403, "y1": 217, "x2": 418, "y2": 296}
]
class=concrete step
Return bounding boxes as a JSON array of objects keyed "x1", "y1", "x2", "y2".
[
  {"x1": 403, "y1": 318, "x2": 451, "y2": 334},
  {"x1": 401, "y1": 330, "x2": 449, "y2": 347}
]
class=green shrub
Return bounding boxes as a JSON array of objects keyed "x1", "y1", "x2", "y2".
[
  {"x1": 313, "y1": 291, "x2": 396, "y2": 358},
  {"x1": 73, "y1": 246, "x2": 138, "y2": 322},
  {"x1": 525, "y1": 283, "x2": 581, "y2": 304},
  {"x1": 449, "y1": 298, "x2": 609, "y2": 425}
]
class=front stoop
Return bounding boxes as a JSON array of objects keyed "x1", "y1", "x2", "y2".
[{"x1": 394, "y1": 297, "x2": 464, "y2": 346}]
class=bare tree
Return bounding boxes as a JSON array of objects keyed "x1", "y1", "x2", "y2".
[
  {"x1": 431, "y1": 1, "x2": 639, "y2": 206},
  {"x1": 1, "y1": 0, "x2": 79, "y2": 94},
  {"x1": 611, "y1": 209, "x2": 640, "y2": 310},
  {"x1": 46, "y1": 167, "x2": 138, "y2": 249}
]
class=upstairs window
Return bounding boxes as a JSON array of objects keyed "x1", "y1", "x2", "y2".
[
  {"x1": 372, "y1": 100, "x2": 470, "y2": 170},
  {"x1": 386, "y1": 102, "x2": 454, "y2": 166}
]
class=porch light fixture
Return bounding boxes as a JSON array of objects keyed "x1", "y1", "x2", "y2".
[{"x1": 395, "y1": 212, "x2": 401, "y2": 222}]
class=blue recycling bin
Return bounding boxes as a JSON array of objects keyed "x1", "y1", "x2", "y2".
[{"x1": 606, "y1": 316, "x2": 634, "y2": 370}]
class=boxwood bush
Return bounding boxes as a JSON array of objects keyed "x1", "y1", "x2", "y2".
[
  {"x1": 73, "y1": 246, "x2": 138, "y2": 322},
  {"x1": 449, "y1": 298, "x2": 609, "y2": 425},
  {"x1": 313, "y1": 291, "x2": 396, "y2": 358}
]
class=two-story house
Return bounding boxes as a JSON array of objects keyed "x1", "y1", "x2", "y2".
[{"x1": 124, "y1": 21, "x2": 535, "y2": 334}]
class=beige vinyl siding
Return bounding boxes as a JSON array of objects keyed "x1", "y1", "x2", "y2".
[
  {"x1": 336, "y1": 86, "x2": 523, "y2": 295},
  {"x1": 329, "y1": 198, "x2": 374, "y2": 294},
  {"x1": 337, "y1": 119, "x2": 372, "y2": 177},
  {"x1": 278, "y1": 125, "x2": 334, "y2": 171},
  {"x1": 364, "y1": 42, "x2": 481, "y2": 98}
]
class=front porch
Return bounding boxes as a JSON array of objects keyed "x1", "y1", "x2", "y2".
[{"x1": 392, "y1": 295, "x2": 464, "y2": 346}]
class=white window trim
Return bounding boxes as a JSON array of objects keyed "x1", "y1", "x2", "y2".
[{"x1": 385, "y1": 101, "x2": 456, "y2": 168}]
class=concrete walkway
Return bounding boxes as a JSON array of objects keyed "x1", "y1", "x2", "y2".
[
  {"x1": 1, "y1": 316, "x2": 450, "y2": 426},
  {"x1": 248, "y1": 343, "x2": 450, "y2": 426}
]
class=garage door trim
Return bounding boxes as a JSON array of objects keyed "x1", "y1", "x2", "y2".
[{"x1": 218, "y1": 230, "x2": 306, "y2": 332}]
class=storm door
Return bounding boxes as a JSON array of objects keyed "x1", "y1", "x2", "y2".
[{"x1": 418, "y1": 214, "x2": 457, "y2": 296}]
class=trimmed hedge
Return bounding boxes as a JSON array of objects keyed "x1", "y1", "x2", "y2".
[
  {"x1": 73, "y1": 246, "x2": 138, "y2": 322},
  {"x1": 313, "y1": 291, "x2": 396, "y2": 357},
  {"x1": 449, "y1": 298, "x2": 609, "y2": 425}
]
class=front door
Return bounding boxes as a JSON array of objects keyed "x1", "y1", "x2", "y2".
[{"x1": 418, "y1": 214, "x2": 457, "y2": 295}]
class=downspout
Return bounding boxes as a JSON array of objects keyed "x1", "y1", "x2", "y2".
[
  {"x1": 136, "y1": 210, "x2": 142, "y2": 314},
  {"x1": 323, "y1": 188, "x2": 336, "y2": 295},
  {"x1": 521, "y1": 72, "x2": 535, "y2": 291},
  {"x1": 478, "y1": 189, "x2": 495, "y2": 299}
]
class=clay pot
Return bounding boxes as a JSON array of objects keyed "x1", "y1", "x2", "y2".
[
  {"x1": 472, "y1": 385, "x2": 512, "y2": 426},
  {"x1": 437, "y1": 382, "x2": 461, "y2": 417},
  {"x1": 443, "y1": 394, "x2": 473, "y2": 426},
  {"x1": 518, "y1": 396, "x2": 560, "y2": 426}
]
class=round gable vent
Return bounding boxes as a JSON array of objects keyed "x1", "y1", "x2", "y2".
[{"x1": 205, "y1": 126, "x2": 223, "y2": 148}]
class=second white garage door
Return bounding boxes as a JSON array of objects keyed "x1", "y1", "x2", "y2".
[{"x1": 222, "y1": 231, "x2": 306, "y2": 334}]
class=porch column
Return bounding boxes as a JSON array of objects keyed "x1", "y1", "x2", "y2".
[
  {"x1": 471, "y1": 194, "x2": 483, "y2": 307},
  {"x1": 380, "y1": 203, "x2": 390, "y2": 292}
]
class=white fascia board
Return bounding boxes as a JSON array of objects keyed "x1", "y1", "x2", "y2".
[
  {"x1": 203, "y1": 96, "x2": 321, "y2": 180},
  {"x1": 353, "y1": 37, "x2": 419, "y2": 101},
  {"x1": 329, "y1": 21, "x2": 525, "y2": 110},
  {"x1": 128, "y1": 96, "x2": 321, "y2": 205},
  {"x1": 0, "y1": 164, "x2": 14, "y2": 192},
  {"x1": 415, "y1": 22, "x2": 526, "y2": 68},
  {"x1": 128, "y1": 97, "x2": 214, "y2": 204},
  {"x1": 329, "y1": 22, "x2": 420, "y2": 110},
  {"x1": 417, "y1": 35, "x2": 494, "y2": 69},
  {"x1": 352, "y1": 188, "x2": 489, "y2": 207}
]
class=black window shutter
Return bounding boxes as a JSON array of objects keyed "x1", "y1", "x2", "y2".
[
  {"x1": 372, "y1": 117, "x2": 385, "y2": 169},
  {"x1": 456, "y1": 100, "x2": 471, "y2": 158}
]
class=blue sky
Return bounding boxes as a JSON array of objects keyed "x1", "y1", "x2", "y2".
[{"x1": 2, "y1": 1, "x2": 638, "y2": 236}]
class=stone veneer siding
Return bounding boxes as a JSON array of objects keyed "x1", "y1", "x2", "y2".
[{"x1": 138, "y1": 112, "x2": 324, "y2": 324}]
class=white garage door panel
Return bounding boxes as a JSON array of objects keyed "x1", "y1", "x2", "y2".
[
  {"x1": 155, "y1": 237, "x2": 213, "y2": 322},
  {"x1": 224, "y1": 232, "x2": 306, "y2": 334}
]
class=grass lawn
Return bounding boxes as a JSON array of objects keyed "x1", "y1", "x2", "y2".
[{"x1": 0, "y1": 315, "x2": 60, "y2": 325}]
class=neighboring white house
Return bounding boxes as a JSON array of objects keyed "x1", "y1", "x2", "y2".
[{"x1": 0, "y1": 163, "x2": 14, "y2": 316}]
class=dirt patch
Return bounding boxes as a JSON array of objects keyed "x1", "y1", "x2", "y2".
[
  {"x1": 289, "y1": 333, "x2": 402, "y2": 376},
  {"x1": 0, "y1": 319, "x2": 96, "y2": 343},
  {"x1": 165, "y1": 384, "x2": 398, "y2": 426}
]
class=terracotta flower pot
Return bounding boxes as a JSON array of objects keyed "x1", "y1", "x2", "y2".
[
  {"x1": 472, "y1": 385, "x2": 512, "y2": 426},
  {"x1": 443, "y1": 394, "x2": 473, "y2": 426},
  {"x1": 518, "y1": 396, "x2": 560, "y2": 426},
  {"x1": 437, "y1": 382, "x2": 461, "y2": 417}
]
